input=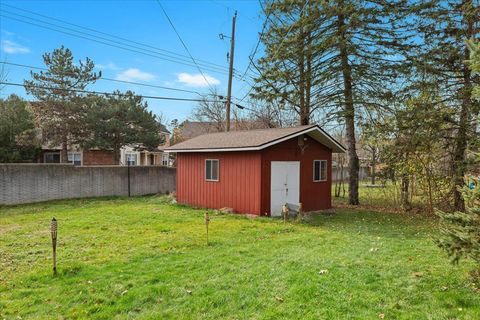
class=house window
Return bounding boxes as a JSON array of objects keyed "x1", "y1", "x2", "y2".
[
  {"x1": 162, "y1": 153, "x2": 169, "y2": 166},
  {"x1": 67, "y1": 152, "x2": 82, "y2": 166},
  {"x1": 126, "y1": 153, "x2": 137, "y2": 166},
  {"x1": 313, "y1": 160, "x2": 327, "y2": 182},
  {"x1": 205, "y1": 159, "x2": 219, "y2": 181},
  {"x1": 44, "y1": 152, "x2": 60, "y2": 163}
]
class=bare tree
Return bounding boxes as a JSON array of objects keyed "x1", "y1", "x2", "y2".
[{"x1": 191, "y1": 89, "x2": 226, "y2": 131}]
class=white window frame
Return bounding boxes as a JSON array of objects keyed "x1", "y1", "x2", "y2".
[
  {"x1": 205, "y1": 159, "x2": 219, "y2": 182},
  {"x1": 67, "y1": 152, "x2": 82, "y2": 166},
  {"x1": 313, "y1": 160, "x2": 328, "y2": 182},
  {"x1": 44, "y1": 152, "x2": 61, "y2": 163},
  {"x1": 126, "y1": 153, "x2": 137, "y2": 166},
  {"x1": 161, "y1": 153, "x2": 169, "y2": 166}
]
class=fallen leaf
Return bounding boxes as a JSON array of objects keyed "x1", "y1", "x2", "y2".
[
  {"x1": 275, "y1": 296, "x2": 284, "y2": 302},
  {"x1": 412, "y1": 272, "x2": 423, "y2": 278},
  {"x1": 379, "y1": 313, "x2": 385, "y2": 319}
]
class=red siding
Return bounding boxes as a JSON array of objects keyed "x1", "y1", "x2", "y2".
[
  {"x1": 175, "y1": 135, "x2": 332, "y2": 216},
  {"x1": 260, "y1": 136, "x2": 332, "y2": 215},
  {"x1": 176, "y1": 152, "x2": 262, "y2": 214}
]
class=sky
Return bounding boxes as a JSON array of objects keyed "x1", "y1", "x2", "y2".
[{"x1": 0, "y1": 0, "x2": 263, "y2": 125}]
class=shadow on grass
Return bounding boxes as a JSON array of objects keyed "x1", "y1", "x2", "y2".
[{"x1": 292, "y1": 208, "x2": 437, "y2": 239}]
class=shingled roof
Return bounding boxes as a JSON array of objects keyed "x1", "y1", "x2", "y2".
[{"x1": 165, "y1": 124, "x2": 345, "y2": 153}]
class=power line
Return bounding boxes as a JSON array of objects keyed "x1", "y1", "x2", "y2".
[
  {"x1": 0, "y1": 61, "x2": 204, "y2": 96},
  {"x1": 1, "y1": 81, "x2": 221, "y2": 103},
  {"x1": 155, "y1": 0, "x2": 217, "y2": 91},
  {"x1": 0, "y1": 12, "x2": 234, "y2": 77},
  {"x1": 238, "y1": 10, "x2": 269, "y2": 81},
  {"x1": 1, "y1": 3, "x2": 231, "y2": 74},
  {"x1": 233, "y1": 10, "x2": 270, "y2": 99}
]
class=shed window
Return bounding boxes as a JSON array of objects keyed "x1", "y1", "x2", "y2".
[
  {"x1": 205, "y1": 159, "x2": 219, "y2": 181},
  {"x1": 313, "y1": 160, "x2": 327, "y2": 182}
]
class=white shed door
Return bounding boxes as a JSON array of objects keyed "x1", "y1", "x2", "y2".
[{"x1": 270, "y1": 161, "x2": 300, "y2": 216}]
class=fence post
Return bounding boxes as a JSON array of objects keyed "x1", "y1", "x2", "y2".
[{"x1": 50, "y1": 218, "x2": 57, "y2": 275}]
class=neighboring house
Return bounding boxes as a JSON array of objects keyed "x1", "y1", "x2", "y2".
[
  {"x1": 166, "y1": 124, "x2": 345, "y2": 216},
  {"x1": 39, "y1": 126, "x2": 172, "y2": 166},
  {"x1": 332, "y1": 140, "x2": 371, "y2": 182}
]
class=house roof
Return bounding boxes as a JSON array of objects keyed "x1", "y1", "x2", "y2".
[
  {"x1": 176, "y1": 120, "x2": 271, "y2": 141},
  {"x1": 165, "y1": 124, "x2": 346, "y2": 153}
]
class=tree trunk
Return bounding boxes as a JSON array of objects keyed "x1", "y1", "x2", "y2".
[
  {"x1": 452, "y1": 5, "x2": 475, "y2": 212},
  {"x1": 298, "y1": 6, "x2": 311, "y2": 126},
  {"x1": 338, "y1": 6, "x2": 359, "y2": 205},
  {"x1": 298, "y1": 33, "x2": 307, "y2": 125},
  {"x1": 114, "y1": 146, "x2": 121, "y2": 165},
  {"x1": 401, "y1": 174, "x2": 411, "y2": 211},
  {"x1": 371, "y1": 148, "x2": 376, "y2": 185},
  {"x1": 61, "y1": 136, "x2": 68, "y2": 164}
]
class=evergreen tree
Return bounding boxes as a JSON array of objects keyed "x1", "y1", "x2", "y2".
[
  {"x1": 81, "y1": 92, "x2": 163, "y2": 164},
  {"x1": 413, "y1": 0, "x2": 479, "y2": 211},
  {"x1": 436, "y1": 153, "x2": 480, "y2": 277},
  {"x1": 24, "y1": 46, "x2": 101, "y2": 163},
  {"x1": 0, "y1": 95, "x2": 40, "y2": 162},
  {"x1": 253, "y1": 0, "x2": 411, "y2": 205},
  {"x1": 436, "y1": 38, "x2": 480, "y2": 284}
]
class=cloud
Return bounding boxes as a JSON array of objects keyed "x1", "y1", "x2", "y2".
[
  {"x1": 115, "y1": 68, "x2": 155, "y2": 82},
  {"x1": 1, "y1": 30, "x2": 15, "y2": 37},
  {"x1": 1, "y1": 40, "x2": 30, "y2": 54},
  {"x1": 177, "y1": 73, "x2": 220, "y2": 87},
  {"x1": 96, "y1": 62, "x2": 120, "y2": 71}
]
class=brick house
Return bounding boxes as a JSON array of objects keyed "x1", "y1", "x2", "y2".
[{"x1": 39, "y1": 126, "x2": 172, "y2": 166}]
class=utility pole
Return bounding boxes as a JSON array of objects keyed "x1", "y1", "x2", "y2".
[{"x1": 225, "y1": 11, "x2": 237, "y2": 132}]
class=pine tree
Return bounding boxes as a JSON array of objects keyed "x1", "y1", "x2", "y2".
[
  {"x1": 81, "y1": 92, "x2": 163, "y2": 164},
  {"x1": 436, "y1": 154, "x2": 479, "y2": 277},
  {"x1": 0, "y1": 95, "x2": 40, "y2": 162},
  {"x1": 24, "y1": 46, "x2": 101, "y2": 163},
  {"x1": 253, "y1": 0, "x2": 411, "y2": 205},
  {"x1": 252, "y1": 0, "x2": 320, "y2": 125},
  {"x1": 435, "y1": 40, "x2": 479, "y2": 277},
  {"x1": 414, "y1": 0, "x2": 479, "y2": 211}
]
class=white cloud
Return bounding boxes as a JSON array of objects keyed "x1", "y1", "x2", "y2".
[
  {"x1": 1, "y1": 40, "x2": 30, "y2": 54},
  {"x1": 177, "y1": 72, "x2": 220, "y2": 87},
  {"x1": 115, "y1": 68, "x2": 155, "y2": 82},
  {"x1": 96, "y1": 62, "x2": 120, "y2": 71},
  {"x1": 1, "y1": 30, "x2": 15, "y2": 37}
]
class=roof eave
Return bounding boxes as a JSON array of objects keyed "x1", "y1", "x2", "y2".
[{"x1": 166, "y1": 125, "x2": 346, "y2": 153}]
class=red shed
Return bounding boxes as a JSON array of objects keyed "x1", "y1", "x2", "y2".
[{"x1": 166, "y1": 125, "x2": 345, "y2": 216}]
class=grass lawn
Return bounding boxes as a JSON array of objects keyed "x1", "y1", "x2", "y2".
[
  {"x1": 1, "y1": 196, "x2": 479, "y2": 319},
  {"x1": 333, "y1": 182, "x2": 434, "y2": 211}
]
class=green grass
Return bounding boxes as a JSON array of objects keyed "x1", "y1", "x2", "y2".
[
  {"x1": 1, "y1": 196, "x2": 479, "y2": 319},
  {"x1": 333, "y1": 181, "x2": 430, "y2": 211}
]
